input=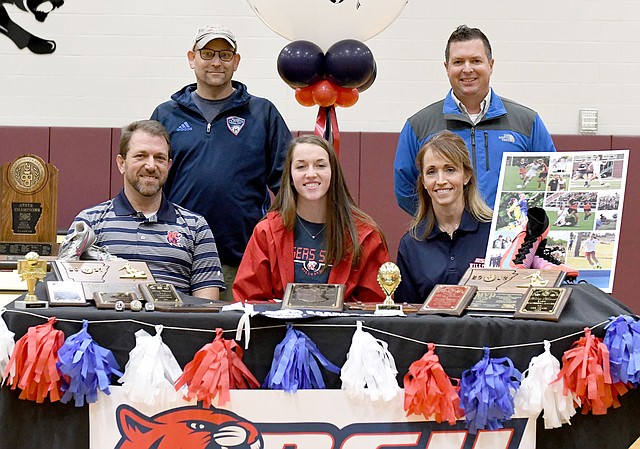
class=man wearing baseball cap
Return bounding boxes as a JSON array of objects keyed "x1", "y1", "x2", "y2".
[{"x1": 151, "y1": 25, "x2": 291, "y2": 300}]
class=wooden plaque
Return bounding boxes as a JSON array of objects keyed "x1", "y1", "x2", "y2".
[
  {"x1": 282, "y1": 283, "x2": 345, "y2": 311},
  {"x1": 51, "y1": 260, "x2": 155, "y2": 300},
  {"x1": 465, "y1": 292, "x2": 523, "y2": 317},
  {"x1": 514, "y1": 287, "x2": 571, "y2": 321},
  {"x1": 138, "y1": 283, "x2": 183, "y2": 306},
  {"x1": 0, "y1": 155, "x2": 58, "y2": 256},
  {"x1": 458, "y1": 267, "x2": 566, "y2": 294},
  {"x1": 418, "y1": 284, "x2": 477, "y2": 316}
]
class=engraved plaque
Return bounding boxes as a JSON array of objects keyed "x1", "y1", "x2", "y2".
[
  {"x1": 458, "y1": 268, "x2": 565, "y2": 294},
  {"x1": 282, "y1": 283, "x2": 345, "y2": 311},
  {"x1": 1, "y1": 155, "x2": 58, "y2": 255},
  {"x1": 139, "y1": 283, "x2": 182, "y2": 306},
  {"x1": 51, "y1": 260, "x2": 155, "y2": 299},
  {"x1": 514, "y1": 287, "x2": 571, "y2": 321},
  {"x1": 465, "y1": 292, "x2": 523, "y2": 317},
  {"x1": 94, "y1": 290, "x2": 140, "y2": 310},
  {"x1": 418, "y1": 284, "x2": 477, "y2": 316}
]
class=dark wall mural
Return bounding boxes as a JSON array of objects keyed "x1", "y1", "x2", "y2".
[{"x1": 0, "y1": 0, "x2": 64, "y2": 54}]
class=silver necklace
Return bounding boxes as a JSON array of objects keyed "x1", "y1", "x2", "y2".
[{"x1": 297, "y1": 215, "x2": 326, "y2": 239}]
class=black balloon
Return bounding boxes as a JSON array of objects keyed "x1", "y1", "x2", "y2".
[
  {"x1": 325, "y1": 39, "x2": 375, "y2": 89},
  {"x1": 277, "y1": 40, "x2": 325, "y2": 88},
  {"x1": 357, "y1": 61, "x2": 377, "y2": 93}
]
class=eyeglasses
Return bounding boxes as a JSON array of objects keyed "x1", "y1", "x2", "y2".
[{"x1": 198, "y1": 49, "x2": 236, "y2": 62}]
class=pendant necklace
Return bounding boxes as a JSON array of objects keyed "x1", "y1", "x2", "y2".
[{"x1": 297, "y1": 215, "x2": 326, "y2": 239}]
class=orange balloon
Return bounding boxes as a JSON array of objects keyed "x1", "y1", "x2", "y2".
[
  {"x1": 295, "y1": 87, "x2": 315, "y2": 107},
  {"x1": 311, "y1": 80, "x2": 338, "y2": 107},
  {"x1": 335, "y1": 87, "x2": 359, "y2": 108}
]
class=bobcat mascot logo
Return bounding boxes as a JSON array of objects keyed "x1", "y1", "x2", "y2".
[
  {"x1": 0, "y1": 0, "x2": 64, "y2": 54},
  {"x1": 115, "y1": 404, "x2": 263, "y2": 449}
]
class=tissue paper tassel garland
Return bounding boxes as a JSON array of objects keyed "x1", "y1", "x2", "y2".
[
  {"x1": 0, "y1": 309, "x2": 15, "y2": 376},
  {"x1": 459, "y1": 347, "x2": 522, "y2": 434},
  {"x1": 56, "y1": 320, "x2": 122, "y2": 406},
  {"x1": 514, "y1": 340, "x2": 578, "y2": 429},
  {"x1": 340, "y1": 321, "x2": 401, "y2": 401},
  {"x1": 2, "y1": 316, "x2": 64, "y2": 403},
  {"x1": 263, "y1": 323, "x2": 341, "y2": 392},
  {"x1": 118, "y1": 325, "x2": 184, "y2": 406},
  {"x1": 604, "y1": 315, "x2": 640, "y2": 386},
  {"x1": 175, "y1": 328, "x2": 259, "y2": 408},
  {"x1": 557, "y1": 327, "x2": 628, "y2": 415},
  {"x1": 403, "y1": 342, "x2": 463, "y2": 425}
]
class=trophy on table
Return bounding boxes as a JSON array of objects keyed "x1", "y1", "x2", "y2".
[
  {"x1": 15, "y1": 251, "x2": 49, "y2": 308},
  {"x1": 375, "y1": 262, "x2": 403, "y2": 314}
]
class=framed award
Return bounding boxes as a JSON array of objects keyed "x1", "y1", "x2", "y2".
[
  {"x1": 46, "y1": 281, "x2": 88, "y2": 306},
  {"x1": 93, "y1": 289, "x2": 140, "y2": 310},
  {"x1": 465, "y1": 292, "x2": 523, "y2": 317},
  {"x1": 514, "y1": 287, "x2": 571, "y2": 321},
  {"x1": 417, "y1": 284, "x2": 477, "y2": 316},
  {"x1": 458, "y1": 267, "x2": 566, "y2": 294},
  {"x1": 138, "y1": 282, "x2": 182, "y2": 306},
  {"x1": 52, "y1": 260, "x2": 155, "y2": 299},
  {"x1": 282, "y1": 283, "x2": 345, "y2": 311}
]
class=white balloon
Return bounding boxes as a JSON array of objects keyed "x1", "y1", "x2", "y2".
[{"x1": 247, "y1": 0, "x2": 408, "y2": 50}]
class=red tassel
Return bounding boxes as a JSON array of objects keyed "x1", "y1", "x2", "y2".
[
  {"x1": 2, "y1": 317, "x2": 64, "y2": 403},
  {"x1": 403, "y1": 343, "x2": 463, "y2": 425},
  {"x1": 174, "y1": 328, "x2": 259, "y2": 407},
  {"x1": 556, "y1": 327, "x2": 628, "y2": 415}
]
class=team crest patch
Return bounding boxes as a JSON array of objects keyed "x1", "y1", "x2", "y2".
[
  {"x1": 227, "y1": 116, "x2": 246, "y2": 136},
  {"x1": 114, "y1": 404, "x2": 263, "y2": 449},
  {"x1": 166, "y1": 231, "x2": 182, "y2": 247}
]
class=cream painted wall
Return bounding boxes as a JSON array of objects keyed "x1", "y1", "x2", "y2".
[{"x1": 0, "y1": 0, "x2": 638, "y2": 135}]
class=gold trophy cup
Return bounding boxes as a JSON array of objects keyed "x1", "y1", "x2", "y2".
[
  {"x1": 16, "y1": 251, "x2": 49, "y2": 308},
  {"x1": 375, "y1": 262, "x2": 403, "y2": 314}
]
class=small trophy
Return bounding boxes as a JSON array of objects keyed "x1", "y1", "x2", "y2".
[
  {"x1": 15, "y1": 251, "x2": 49, "y2": 308},
  {"x1": 375, "y1": 262, "x2": 403, "y2": 315}
]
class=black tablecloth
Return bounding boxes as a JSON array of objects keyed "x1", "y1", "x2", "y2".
[{"x1": 1, "y1": 282, "x2": 639, "y2": 449}]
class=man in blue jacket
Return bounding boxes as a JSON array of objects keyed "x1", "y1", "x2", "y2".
[
  {"x1": 394, "y1": 25, "x2": 556, "y2": 215},
  {"x1": 151, "y1": 24, "x2": 292, "y2": 300}
]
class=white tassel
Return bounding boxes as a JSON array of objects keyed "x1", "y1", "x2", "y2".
[
  {"x1": 341, "y1": 321, "x2": 401, "y2": 401},
  {"x1": 0, "y1": 309, "x2": 15, "y2": 381},
  {"x1": 514, "y1": 340, "x2": 579, "y2": 429},
  {"x1": 118, "y1": 325, "x2": 184, "y2": 406}
]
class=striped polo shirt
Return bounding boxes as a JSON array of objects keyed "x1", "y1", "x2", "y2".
[{"x1": 68, "y1": 190, "x2": 224, "y2": 294}]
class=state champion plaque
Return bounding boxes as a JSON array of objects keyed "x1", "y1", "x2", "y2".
[{"x1": 0, "y1": 154, "x2": 59, "y2": 256}]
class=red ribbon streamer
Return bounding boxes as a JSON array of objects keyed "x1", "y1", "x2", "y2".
[{"x1": 314, "y1": 105, "x2": 341, "y2": 156}]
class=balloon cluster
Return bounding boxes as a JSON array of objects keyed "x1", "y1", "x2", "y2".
[{"x1": 277, "y1": 39, "x2": 376, "y2": 108}]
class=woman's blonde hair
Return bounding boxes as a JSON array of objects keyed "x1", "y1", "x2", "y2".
[{"x1": 410, "y1": 130, "x2": 493, "y2": 239}]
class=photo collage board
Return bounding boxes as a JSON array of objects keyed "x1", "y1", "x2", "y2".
[{"x1": 485, "y1": 151, "x2": 629, "y2": 292}]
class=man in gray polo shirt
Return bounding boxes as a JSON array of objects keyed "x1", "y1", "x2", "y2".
[{"x1": 60, "y1": 120, "x2": 224, "y2": 299}]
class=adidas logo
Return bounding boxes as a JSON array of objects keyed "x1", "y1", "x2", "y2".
[{"x1": 176, "y1": 122, "x2": 192, "y2": 132}]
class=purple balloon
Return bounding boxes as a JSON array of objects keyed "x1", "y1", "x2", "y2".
[
  {"x1": 277, "y1": 40, "x2": 325, "y2": 88},
  {"x1": 325, "y1": 39, "x2": 375, "y2": 89}
]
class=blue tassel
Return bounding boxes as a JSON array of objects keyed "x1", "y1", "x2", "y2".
[
  {"x1": 604, "y1": 315, "x2": 640, "y2": 386},
  {"x1": 263, "y1": 323, "x2": 340, "y2": 392},
  {"x1": 459, "y1": 347, "x2": 522, "y2": 434},
  {"x1": 56, "y1": 320, "x2": 123, "y2": 407}
]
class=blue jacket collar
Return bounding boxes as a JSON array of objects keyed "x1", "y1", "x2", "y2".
[
  {"x1": 442, "y1": 88, "x2": 506, "y2": 121},
  {"x1": 172, "y1": 80, "x2": 251, "y2": 115},
  {"x1": 113, "y1": 190, "x2": 177, "y2": 222}
]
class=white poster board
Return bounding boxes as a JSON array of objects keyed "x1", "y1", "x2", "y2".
[
  {"x1": 485, "y1": 151, "x2": 629, "y2": 293},
  {"x1": 89, "y1": 387, "x2": 535, "y2": 449}
]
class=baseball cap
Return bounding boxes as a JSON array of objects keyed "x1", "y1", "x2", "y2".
[{"x1": 193, "y1": 24, "x2": 237, "y2": 51}]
